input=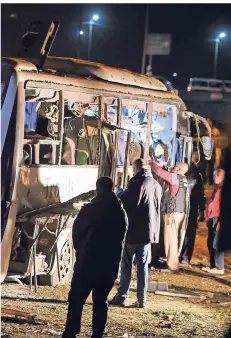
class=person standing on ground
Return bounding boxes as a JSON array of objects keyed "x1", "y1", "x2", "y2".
[
  {"x1": 149, "y1": 160, "x2": 189, "y2": 272},
  {"x1": 63, "y1": 177, "x2": 128, "y2": 338},
  {"x1": 109, "y1": 158, "x2": 162, "y2": 308},
  {"x1": 202, "y1": 168, "x2": 226, "y2": 275},
  {"x1": 180, "y1": 152, "x2": 206, "y2": 265}
]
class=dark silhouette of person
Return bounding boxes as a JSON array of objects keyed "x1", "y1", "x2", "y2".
[{"x1": 63, "y1": 177, "x2": 127, "y2": 338}]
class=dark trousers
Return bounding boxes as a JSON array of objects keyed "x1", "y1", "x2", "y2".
[
  {"x1": 207, "y1": 218, "x2": 224, "y2": 270},
  {"x1": 150, "y1": 218, "x2": 165, "y2": 266},
  {"x1": 180, "y1": 206, "x2": 198, "y2": 263},
  {"x1": 63, "y1": 272, "x2": 114, "y2": 338}
]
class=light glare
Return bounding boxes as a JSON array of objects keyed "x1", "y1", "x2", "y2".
[
  {"x1": 92, "y1": 14, "x2": 99, "y2": 21},
  {"x1": 219, "y1": 32, "x2": 226, "y2": 39}
]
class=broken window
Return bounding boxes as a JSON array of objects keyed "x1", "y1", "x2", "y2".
[
  {"x1": 149, "y1": 104, "x2": 178, "y2": 168},
  {"x1": 120, "y1": 100, "x2": 148, "y2": 165},
  {"x1": 62, "y1": 92, "x2": 101, "y2": 166},
  {"x1": 23, "y1": 89, "x2": 62, "y2": 166}
]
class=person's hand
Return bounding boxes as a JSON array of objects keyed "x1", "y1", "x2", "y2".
[
  {"x1": 198, "y1": 211, "x2": 205, "y2": 222},
  {"x1": 216, "y1": 222, "x2": 220, "y2": 232},
  {"x1": 157, "y1": 158, "x2": 164, "y2": 167}
]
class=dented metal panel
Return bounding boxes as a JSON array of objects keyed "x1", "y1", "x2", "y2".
[
  {"x1": 16, "y1": 73, "x2": 185, "y2": 109},
  {"x1": 2, "y1": 58, "x2": 37, "y2": 73},
  {"x1": 17, "y1": 166, "x2": 99, "y2": 213},
  {"x1": 43, "y1": 56, "x2": 167, "y2": 91}
]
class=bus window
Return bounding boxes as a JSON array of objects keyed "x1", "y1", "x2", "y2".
[
  {"x1": 188, "y1": 78, "x2": 223, "y2": 92},
  {"x1": 223, "y1": 81, "x2": 231, "y2": 93},
  {"x1": 209, "y1": 81, "x2": 223, "y2": 91},
  {"x1": 120, "y1": 100, "x2": 148, "y2": 165},
  {"x1": 62, "y1": 95, "x2": 100, "y2": 166},
  {"x1": 23, "y1": 92, "x2": 62, "y2": 166},
  {"x1": 150, "y1": 104, "x2": 177, "y2": 168}
]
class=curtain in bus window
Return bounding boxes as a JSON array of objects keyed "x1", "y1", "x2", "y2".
[
  {"x1": 25, "y1": 102, "x2": 39, "y2": 130},
  {"x1": 117, "y1": 131, "x2": 126, "y2": 166},
  {"x1": 175, "y1": 138, "x2": 183, "y2": 163}
]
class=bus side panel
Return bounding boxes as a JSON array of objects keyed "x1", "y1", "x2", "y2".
[
  {"x1": 17, "y1": 166, "x2": 98, "y2": 213},
  {"x1": 1, "y1": 73, "x2": 17, "y2": 155}
]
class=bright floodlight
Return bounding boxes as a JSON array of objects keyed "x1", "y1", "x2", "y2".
[
  {"x1": 173, "y1": 72, "x2": 178, "y2": 77},
  {"x1": 219, "y1": 32, "x2": 226, "y2": 39},
  {"x1": 92, "y1": 14, "x2": 99, "y2": 21},
  {"x1": 79, "y1": 30, "x2": 84, "y2": 35}
]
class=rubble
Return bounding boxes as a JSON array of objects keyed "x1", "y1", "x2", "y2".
[
  {"x1": 1, "y1": 308, "x2": 47, "y2": 325},
  {"x1": 148, "y1": 281, "x2": 168, "y2": 292}
]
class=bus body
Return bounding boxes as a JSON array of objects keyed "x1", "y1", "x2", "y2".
[{"x1": 1, "y1": 56, "x2": 211, "y2": 285}]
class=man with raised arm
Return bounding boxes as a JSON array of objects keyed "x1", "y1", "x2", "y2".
[{"x1": 149, "y1": 160, "x2": 189, "y2": 272}]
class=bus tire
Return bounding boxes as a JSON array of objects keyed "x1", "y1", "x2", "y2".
[{"x1": 40, "y1": 234, "x2": 74, "y2": 286}]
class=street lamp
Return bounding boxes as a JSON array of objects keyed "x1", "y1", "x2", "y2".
[
  {"x1": 214, "y1": 32, "x2": 226, "y2": 78},
  {"x1": 88, "y1": 14, "x2": 99, "y2": 61},
  {"x1": 92, "y1": 14, "x2": 99, "y2": 22},
  {"x1": 78, "y1": 30, "x2": 84, "y2": 59}
]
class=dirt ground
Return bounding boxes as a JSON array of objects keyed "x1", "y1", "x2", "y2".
[{"x1": 1, "y1": 187, "x2": 231, "y2": 338}]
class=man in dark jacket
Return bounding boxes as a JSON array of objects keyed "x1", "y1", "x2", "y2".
[
  {"x1": 180, "y1": 155, "x2": 206, "y2": 265},
  {"x1": 109, "y1": 158, "x2": 162, "y2": 308},
  {"x1": 63, "y1": 177, "x2": 127, "y2": 338}
]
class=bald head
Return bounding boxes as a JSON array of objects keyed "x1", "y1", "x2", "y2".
[{"x1": 172, "y1": 162, "x2": 189, "y2": 175}]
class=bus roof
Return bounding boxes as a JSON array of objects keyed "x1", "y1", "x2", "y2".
[
  {"x1": 2, "y1": 56, "x2": 167, "y2": 92},
  {"x1": 2, "y1": 57, "x2": 186, "y2": 109}
]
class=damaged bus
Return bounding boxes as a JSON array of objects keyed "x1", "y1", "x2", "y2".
[{"x1": 1, "y1": 55, "x2": 212, "y2": 286}]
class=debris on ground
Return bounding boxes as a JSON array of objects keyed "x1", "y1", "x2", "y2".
[
  {"x1": 43, "y1": 329, "x2": 63, "y2": 336},
  {"x1": 1, "y1": 213, "x2": 231, "y2": 338},
  {"x1": 155, "y1": 290, "x2": 197, "y2": 298},
  {"x1": 1, "y1": 308, "x2": 47, "y2": 325}
]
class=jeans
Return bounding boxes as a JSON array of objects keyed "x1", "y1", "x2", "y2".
[
  {"x1": 207, "y1": 218, "x2": 224, "y2": 270},
  {"x1": 63, "y1": 273, "x2": 114, "y2": 338},
  {"x1": 117, "y1": 243, "x2": 149, "y2": 303}
]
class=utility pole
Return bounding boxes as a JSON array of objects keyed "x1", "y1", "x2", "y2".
[
  {"x1": 213, "y1": 38, "x2": 219, "y2": 79},
  {"x1": 141, "y1": 4, "x2": 149, "y2": 74},
  {"x1": 88, "y1": 21, "x2": 93, "y2": 61},
  {"x1": 213, "y1": 32, "x2": 226, "y2": 78}
]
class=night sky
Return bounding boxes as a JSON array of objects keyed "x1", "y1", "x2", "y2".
[{"x1": 2, "y1": 3, "x2": 231, "y2": 87}]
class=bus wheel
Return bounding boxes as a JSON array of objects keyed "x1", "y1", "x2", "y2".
[{"x1": 40, "y1": 234, "x2": 74, "y2": 286}]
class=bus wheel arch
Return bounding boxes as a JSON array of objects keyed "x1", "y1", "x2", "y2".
[{"x1": 40, "y1": 229, "x2": 74, "y2": 286}]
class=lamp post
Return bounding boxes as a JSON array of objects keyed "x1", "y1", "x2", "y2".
[
  {"x1": 88, "y1": 14, "x2": 99, "y2": 61},
  {"x1": 214, "y1": 32, "x2": 226, "y2": 79},
  {"x1": 78, "y1": 30, "x2": 84, "y2": 59}
]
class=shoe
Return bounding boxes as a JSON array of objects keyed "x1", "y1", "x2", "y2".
[
  {"x1": 169, "y1": 268, "x2": 180, "y2": 274},
  {"x1": 206, "y1": 268, "x2": 224, "y2": 275},
  {"x1": 202, "y1": 266, "x2": 210, "y2": 272},
  {"x1": 179, "y1": 260, "x2": 190, "y2": 266},
  {"x1": 134, "y1": 301, "x2": 145, "y2": 308},
  {"x1": 150, "y1": 261, "x2": 168, "y2": 270},
  {"x1": 109, "y1": 294, "x2": 126, "y2": 307}
]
